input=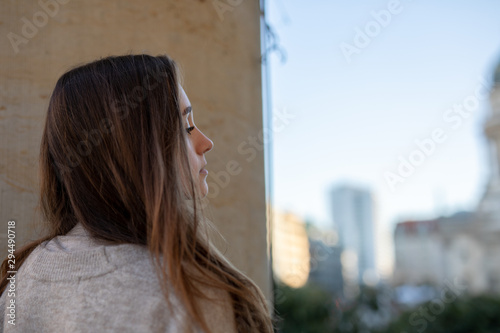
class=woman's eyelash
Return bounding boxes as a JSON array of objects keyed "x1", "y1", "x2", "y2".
[{"x1": 186, "y1": 126, "x2": 195, "y2": 135}]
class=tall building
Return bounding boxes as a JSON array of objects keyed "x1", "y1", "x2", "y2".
[
  {"x1": 393, "y1": 212, "x2": 489, "y2": 293},
  {"x1": 272, "y1": 210, "x2": 344, "y2": 295},
  {"x1": 392, "y1": 213, "x2": 479, "y2": 287},
  {"x1": 272, "y1": 209, "x2": 311, "y2": 288},
  {"x1": 477, "y1": 60, "x2": 500, "y2": 233},
  {"x1": 468, "y1": 59, "x2": 500, "y2": 292},
  {"x1": 331, "y1": 185, "x2": 377, "y2": 295},
  {"x1": 308, "y1": 237, "x2": 344, "y2": 296},
  {"x1": 393, "y1": 219, "x2": 443, "y2": 286}
]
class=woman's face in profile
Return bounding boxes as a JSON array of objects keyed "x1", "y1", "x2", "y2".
[{"x1": 179, "y1": 86, "x2": 214, "y2": 198}]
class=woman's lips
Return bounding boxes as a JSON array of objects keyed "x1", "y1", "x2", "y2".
[{"x1": 200, "y1": 168, "x2": 208, "y2": 175}]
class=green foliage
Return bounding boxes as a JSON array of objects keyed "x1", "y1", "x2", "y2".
[
  {"x1": 274, "y1": 282, "x2": 335, "y2": 333},
  {"x1": 382, "y1": 295, "x2": 500, "y2": 333},
  {"x1": 274, "y1": 281, "x2": 500, "y2": 333},
  {"x1": 332, "y1": 285, "x2": 391, "y2": 333}
]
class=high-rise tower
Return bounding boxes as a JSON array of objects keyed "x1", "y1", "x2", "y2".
[{"x1": 331, "y1": 185, "x2": 377, "y2": 295}]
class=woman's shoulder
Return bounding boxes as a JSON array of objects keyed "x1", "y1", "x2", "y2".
[
  {"x1": 2, "y1": 226, "x2": 194, "y2": 332},
  {"x1": 21, "y1": 224, "x2": 158, "y2": 283}
]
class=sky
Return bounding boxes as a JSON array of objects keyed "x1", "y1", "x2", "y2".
[{"x1": 266, "y1": 0, "x2": 500, "y2": 275}]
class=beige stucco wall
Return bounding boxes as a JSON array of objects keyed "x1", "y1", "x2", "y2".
[{"x1": 0, "y1": 0, "x2": 270, "y2": 300}]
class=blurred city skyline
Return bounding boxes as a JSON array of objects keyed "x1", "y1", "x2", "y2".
[{"x1": 267, "y1": 0, "x2": 500, "y2": 276}]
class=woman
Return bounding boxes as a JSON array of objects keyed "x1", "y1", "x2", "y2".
[{"x1": 0, "y1": 54, "x2": 274, "y2": 332}]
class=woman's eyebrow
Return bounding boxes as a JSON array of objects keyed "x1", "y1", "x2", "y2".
[{"x1": 182, "y1": 106, "x2": 192, "y2": 116}]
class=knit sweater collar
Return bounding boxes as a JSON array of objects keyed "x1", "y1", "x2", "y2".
[{"x1": 21, "y1": 223, "x2": 152, "y2": 282}]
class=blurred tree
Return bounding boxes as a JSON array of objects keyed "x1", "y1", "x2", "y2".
[
  {"x1": 382, "y1": 295, "x2": 500, "y2": 333},
  {"x1": 332, "y1": 285, "x2": 392, "y2": 333},
  {"x1": 274, "y1": 282, "x2": 335, "y2": 333},
  {"x1": 275, "y1": 281, "x2": 500, "y2": 333}
]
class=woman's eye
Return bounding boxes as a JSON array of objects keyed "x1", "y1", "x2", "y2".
[{"x1": 186, "y1": 126, "x2": 195, "y2": 135}]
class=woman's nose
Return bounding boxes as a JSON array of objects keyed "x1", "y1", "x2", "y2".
[{"x1": 199, "y1": 130, "x2": 213, "y2": 154}]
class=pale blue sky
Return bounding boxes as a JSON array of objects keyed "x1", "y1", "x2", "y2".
[{"x1": 267, "y1": 0, "x2": 500, "y2": 240}]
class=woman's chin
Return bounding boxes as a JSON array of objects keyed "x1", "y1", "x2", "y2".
[{"x1": 199, "y1": 182, "x2": 209, "y2": 199}]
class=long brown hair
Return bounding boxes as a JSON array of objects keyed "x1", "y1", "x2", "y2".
[{"x1": 0, "y1": 54, "x2": 273, "y2": 332}]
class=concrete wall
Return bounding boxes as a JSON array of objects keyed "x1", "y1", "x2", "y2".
[{"x1": 0, "y1": 0, "x2": 270, "y2": 299}]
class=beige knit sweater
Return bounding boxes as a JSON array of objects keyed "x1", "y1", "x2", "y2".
[{"x1": 0, "y1": 223, "x2": 237, "y2": 332}]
